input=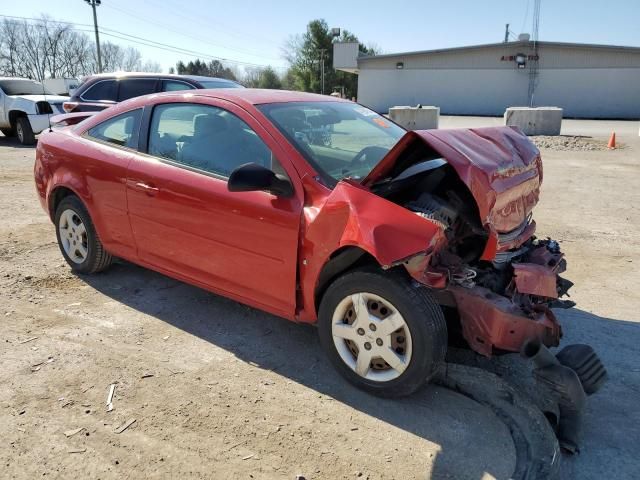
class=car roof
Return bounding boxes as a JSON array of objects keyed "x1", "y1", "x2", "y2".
[
  {"x1": 184, "y1": 88, "x2": 351, "y2": 105},
  {"x1": 0, "y1": 77, "x2": 40, "y2": 82},
  {"x1": 84, "y1": 89, "x2": 352, "y2": 126},
  {"x1": 82, "y1": 72, "x2": 240, "y2": 84}
]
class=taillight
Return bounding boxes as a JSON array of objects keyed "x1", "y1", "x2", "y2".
[{"x1": 62, "y1": 102, "x2": 77, "y2": 113}]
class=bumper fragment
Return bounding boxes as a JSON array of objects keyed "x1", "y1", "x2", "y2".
[
  {"x1": 449, "y1": 285, "x2": 561, "y2": 356},
  {"x1": 513, "y1": 263, "x2": 558, "y2": 298}
]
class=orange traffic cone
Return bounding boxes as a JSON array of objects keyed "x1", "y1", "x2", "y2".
[{"x1": 608, "y1": 132, "x2": 616, "y2": 149}]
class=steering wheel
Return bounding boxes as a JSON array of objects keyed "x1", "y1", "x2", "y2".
[{"x1": 352, "y1": 146, "x2": 388, "y2": 164}]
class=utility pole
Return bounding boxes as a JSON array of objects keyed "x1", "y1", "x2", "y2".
[
  {"x1": 528, "y1": 0, "x2": 541, "y2": 107},
  {"x1": 319, "y1": 49, "x2": 327, "y2": 95},
  {"x1": 504, "y1": 23, "x2": 510, "y2": 43},
  {"x1": 85, "y1": 0, "x2": 103, "y2": 73}
]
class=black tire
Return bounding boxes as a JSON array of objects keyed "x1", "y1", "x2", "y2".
[
  {"x1": 1, "y1": 127, "x2": 15, "y2": 137},
  {"x1": 318, "y1": 268, "x2": 447, "y2": 397},
  {"x1": 54, "y1": 196, "x2": 113, "y2": 274},
  {"x1": 556, "y1": 344, "x2": 607, "y2": 395},
  {"x1": 16, "y1": 116, "x2": 36, "y2": 145}
]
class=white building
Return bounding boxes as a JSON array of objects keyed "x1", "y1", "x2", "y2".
[{"x1": 334, "y1": 40, "x2": 640, "y2": 119}]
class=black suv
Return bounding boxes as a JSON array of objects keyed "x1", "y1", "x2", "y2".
[{"x1": 63, "y1": 73, "x2": 243, "y2": 113}]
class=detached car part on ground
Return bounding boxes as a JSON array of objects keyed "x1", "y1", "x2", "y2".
[{"x1": 36, "y1": 90, "x2": 605, "y2": 456}]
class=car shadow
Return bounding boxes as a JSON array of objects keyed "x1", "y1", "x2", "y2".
[
  {"x1": 79, "y1": 260, "x2": 639, "y2": 480},
  {"x1": 0, "y1": 134, "x2": 36, "y2": 149}
]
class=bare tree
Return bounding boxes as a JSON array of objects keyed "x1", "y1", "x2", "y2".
[
  {"x1": 139, "y1": 60, "x2": 161, "y2": 73},
  {"x1": 57, "y1": 30, "x2": 93, "y2": 78},
  {"x1": 0, "y1": 16, "x2": 160, "y2": 80},
  {"x1": 0, "y1": 19, "x2": 23, "y2": 77},
  {"x1": 122, "y1": 47, "x2": 142, "y2": 72}
]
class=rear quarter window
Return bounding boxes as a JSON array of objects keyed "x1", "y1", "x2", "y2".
[
  {"x1": 81, "y1": 80, "x2": 117, "y2": 102},
  {"x1": 161, "y1": 80, "x2": 196, "y2": 92},
  {"x1": 86, "y1": 109, "x2": 142, "y2": 149},
  {"x1": 118, "y1": 78, "x2": 158, "y2": 101}
]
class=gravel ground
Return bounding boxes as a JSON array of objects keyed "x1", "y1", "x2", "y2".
[
  {"x1": 529, "y1": 135, "x2": 613, "y2": 151},
  {"x1": 1, "y1": 122, "x2": 640, "y2": 479},
  {"x1": 0, "y1": 137, "x2": 514, "y2": 480}
]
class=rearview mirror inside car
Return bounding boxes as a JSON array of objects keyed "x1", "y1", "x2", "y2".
[{"x1": 228, "y1": 163, "x2": 293, "y2": 197}]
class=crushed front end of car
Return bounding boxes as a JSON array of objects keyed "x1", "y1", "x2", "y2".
[{"x1": 363, "y1": 126, "x2": 606, "y2": 453}]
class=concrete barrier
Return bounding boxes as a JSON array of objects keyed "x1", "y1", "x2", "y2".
[
  {"x1": 389, "y1": 105, "x2": 439, "y2": 130},
  {"x1": 504, "y1": 107, "x2": 563, "y2": 136}
]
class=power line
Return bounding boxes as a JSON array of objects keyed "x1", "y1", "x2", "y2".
[
  {"x1": 150, "y1": 0, "x2": 283, "y2": 48},
  {"x1": 96, "y1": 29, "x2": 286, "y2": 71},
  {"x1": 0, "y1": 14, "x2": 286, "y2": 70},
  {"x1": 101, "y1": 1, "x2": 283, "y2": 62}
]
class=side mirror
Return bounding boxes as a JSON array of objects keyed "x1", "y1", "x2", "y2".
[{"x1": 228, "y1": 163, "x2": 294, "y2": 197}]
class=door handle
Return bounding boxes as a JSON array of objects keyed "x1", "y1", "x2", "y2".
[{"x1": 133, "y1": 181, "x2": 159, "y2": 196}]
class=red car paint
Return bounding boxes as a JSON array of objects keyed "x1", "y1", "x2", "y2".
[
  {"x1": 449, "y1": 285, "x2": 561, "y2": 356},
  {"x1": 363, "y1": 127, "x2": 542, "y2": 233},
  {"x1": 35, "y1": 89, "x2": 566, "y2": 357}
]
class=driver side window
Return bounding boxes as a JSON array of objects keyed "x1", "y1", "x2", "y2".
[{"x1": 147, "y1": 103, "x2": 286, "y2": 178}]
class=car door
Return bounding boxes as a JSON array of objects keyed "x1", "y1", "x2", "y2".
[{"x1": 125, "y1": 98, "x2": 303, "y2": 317}]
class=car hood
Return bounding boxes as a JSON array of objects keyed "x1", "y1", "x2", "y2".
[
  {"x1": 362, "y1": 126, "x2": 542, "y2": 233},
  {"x1": 8, "y1": 94, "x2": 69, "y2": 103}
]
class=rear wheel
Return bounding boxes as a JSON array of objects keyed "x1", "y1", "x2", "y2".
[
  {"x1": 318, "y1": 269, "x2": 447, "y2": 397},
  {"x1": 55, "y1": 196, "x2": 113, "y2": 274},
  {"x1": 16, "y1": 117, "x2": 36, "y2": 145}
]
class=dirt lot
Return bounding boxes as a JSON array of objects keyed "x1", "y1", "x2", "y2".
[{"x1": 1, "y1": 120, "x2": 639, "y2": 479}]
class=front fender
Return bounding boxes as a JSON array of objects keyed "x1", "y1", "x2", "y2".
[
  {"x1": 298, "y1": 178, "x2": 446, "y2": 322},
  {"x1": 9, "y1": 100, "x2": 37, "y2": 114}
]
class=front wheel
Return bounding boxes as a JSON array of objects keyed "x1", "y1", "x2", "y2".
[{"x1": 318, "y1": 269, "x2": 447, "y2": 397}]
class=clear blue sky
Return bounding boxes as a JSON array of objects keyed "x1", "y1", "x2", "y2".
[{"x1": 5, "y1": 0, "x2": 640, "y2": 73}]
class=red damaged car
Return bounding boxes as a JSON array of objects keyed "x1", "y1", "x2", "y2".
[{"x1": 34, "y1": 90, "x2": 595, "y2": 399}]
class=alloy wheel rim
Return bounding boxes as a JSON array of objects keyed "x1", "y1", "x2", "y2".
[
  {"x1": 58, "y1": 209, "x2": 88, "y2": 264},
  {"x1": 331, "y1": 292, "x2": 413, "y2": 382},
  {"x1": 16, "y1": 123, "x2": 23, "y2": 142}
]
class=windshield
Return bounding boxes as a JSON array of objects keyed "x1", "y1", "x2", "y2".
[
  {"x1": 259, "y1": 101, "x2": 405, "y2": 182},
  {"x1": 198, "y1": 80, "x2": 244, "y2": 89},
  {"x1": 0, "y1": 79, "x2": 54, "y2": 95}
]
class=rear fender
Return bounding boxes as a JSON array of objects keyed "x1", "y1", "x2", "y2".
[{"x1": 47, "y1": 169, "x2": 93, "y2": 218}]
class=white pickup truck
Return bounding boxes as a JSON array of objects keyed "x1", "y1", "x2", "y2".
[{"x1": 0, "y1": 77, "x2": 68, "y2": 145}]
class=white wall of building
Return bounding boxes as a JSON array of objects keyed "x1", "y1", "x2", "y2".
[
  {"x1": 535, "y1": 68, "x2": 640, "y2": 118},
  {"x1": 358, "y1": 69, "x2": 528, "y2": 115},
  {"x1": 346, "y1": 42, "x2": 640, "y2": 119},
  {"x1": 357, "y1": 67, "x2": 640, "y2": 118}
]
